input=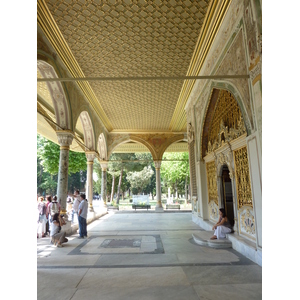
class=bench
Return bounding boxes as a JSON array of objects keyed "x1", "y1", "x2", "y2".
[
  {"x1": 107, "y1": 206, "x2": 119, "y2": 211},
  {"x1": 166, "y1": 204, "x2": 180, "y2": 210},
  {"x1": 132, "y1": 204, "x2": 151, "y2": 211}
]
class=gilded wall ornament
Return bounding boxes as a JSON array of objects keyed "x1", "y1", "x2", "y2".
[
  {"x1": 234, "y1": 146, "x2": 253, "y2": 208},
  {"x1": 206, "y1": 161, "x2": 218, "y2": 205},
  {"x1": 206, "y1": 90, "x2": 246, "y2": 156}
]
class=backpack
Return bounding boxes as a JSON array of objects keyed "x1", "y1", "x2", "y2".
[
  {"x1": 38, "y1": 203, "x2": 46, "y2": 215},
  {"x1": 50, "y1": 202, "x2": 59, "y2": 216}
]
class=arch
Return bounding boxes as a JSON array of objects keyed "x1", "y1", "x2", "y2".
[
  {"x1": 75, "y1": 111, "x2": 96, "y2": 151},
  {"x1": 37, "y1": 59, "x2": 71, "y2": 130},
  {"x1": 108, "y1": 137, "x2": 155, "y2": 160},
  {"x1": 200, "y1": 84, "x2": 249, "y2": 159},
  {"x1": 157, "y1": 135, "x2": 186, "y2": 160},
  {"x1": 98, "y1": 133, "x2": 108, "y2": 160}
]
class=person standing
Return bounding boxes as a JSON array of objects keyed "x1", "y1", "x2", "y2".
[
  {"x1": 78, "y1": 193, "x2": 88, "y2": 238},
  {"x1": 47, "y1": 195, "x2": 61, "y2": 222},
  {"x1": 37, "y1": 196, "x2": 47, "y2": 238},
  {"x1": 45, "y1": 195, "x2": 52, "y2": 236},
  {"x1": 72, "y1": 189, "x2": 81, "y2": 224}
]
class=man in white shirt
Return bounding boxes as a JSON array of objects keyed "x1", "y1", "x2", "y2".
[
  {"x1": 78, "y1": 193, "x2": 88, "y2": 238},
  {"x1": 72, "y1": 189, "x2": 81, "y2": 224}
]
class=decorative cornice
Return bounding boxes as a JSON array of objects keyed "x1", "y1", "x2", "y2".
[
  {"x1": 169, "y1": 0, "x2": 232, "y2": 131},
  {"x1": 37, "y1": 0, "x2": 113, "y2": 132}
]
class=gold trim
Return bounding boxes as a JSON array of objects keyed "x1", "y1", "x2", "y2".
[
  {"x1": 252, "y1": 74, "x2": 261, "y2": 85},
  {"x1": 169, "y1": 0, "x2": 232, "y2": 131},
  {"x1": 248, "y1": 56, "x2": 261, "y2": 71},
  {"x1": 87, "y1": 161, "x2": 94, "y2": 165},
  {"x1": 60, "y1": 146, "x2": 70, "y2": 150},
  {"x1": 37, "y1": 0, "x2": 113, "y2": 131}
]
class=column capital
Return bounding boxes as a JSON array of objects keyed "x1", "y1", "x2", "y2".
[
  {"x1": 85, "y1": 151, "x2": 97, "y2": 162},
  {"x1": 56, "y1": 130, "x2": 74, "y2": 147},
  {"x1": 154, "y1": 160, "x2": 162, "y2": 169},
  {"x1": 99, "y1": 160, "x2": 109, "y2": 171}
]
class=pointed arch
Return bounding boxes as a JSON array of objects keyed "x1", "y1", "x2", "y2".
[{"x1": 201, "y1": 87, "x2": 248, "y2": 159}]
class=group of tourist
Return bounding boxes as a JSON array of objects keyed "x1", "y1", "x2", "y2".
[{"x1": 37, "y1": 190, "x2": 89, "y2": 247}]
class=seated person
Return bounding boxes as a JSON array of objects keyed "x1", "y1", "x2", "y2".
[
  {"x1": 210, "y1": 208, "x2": 233, "y2": 240},
  {"x1": 50, "y1": 213, "x2": 68, "y2": 247}
]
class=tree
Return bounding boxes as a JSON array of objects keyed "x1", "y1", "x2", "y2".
[
  {"x1": 108, "y1": 153, "x2": 151, "y2": 204},
  {"x1": 37, "y1": 135, "x2": 87, "y2": 175},
  {"x1": 160, "y1": 152, "x2": 190, "y2": 199},
  {"x1": 126, "y1": 166, "x2": 154, "y2": 194}
]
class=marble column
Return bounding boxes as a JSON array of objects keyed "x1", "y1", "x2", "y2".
[
  {"x1": 56, "y1": 131, "x2": 73, "y2": 214},
  {"x1": 154, "y1": 160, "x2": 163, "y2": 212},
  {"x1": 100, "y1": 161, "x2": 108, "y2": 206},
  {"x1": 86, "y1": 152, "x2": 96, "y2": 212}
]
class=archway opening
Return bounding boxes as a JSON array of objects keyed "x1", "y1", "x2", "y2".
[{"x1": 221, "y1": 165, "x2": 234, "y2": 226}]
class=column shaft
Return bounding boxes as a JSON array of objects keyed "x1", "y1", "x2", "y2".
[
  {"x1": 56, "y1": 132, "x2": 73, "y2": 214},
  {"x1": 154, "y1": 160, "x2": 162, "y2": 209}
]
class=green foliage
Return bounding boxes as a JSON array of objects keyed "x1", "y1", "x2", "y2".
[
  {"x1": 161, "y1": 152, "x2": 190, "y2": 195},
  {"x1": 37, "y1": 135, "x2": 87, "y2": 175},
  {"x1": 93, "y1": 159, "x2": 102, "y2": 194},
  {"x1": 39, "y1": 174, "x2": 57, "y2": 195},
  {"x1": 126, "y1": 166, "x2": 154, "y2": 194}
]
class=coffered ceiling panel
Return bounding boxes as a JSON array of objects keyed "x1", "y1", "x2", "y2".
[{"x1": 44, "y1": 0, "x2": 211, "y2": 131}]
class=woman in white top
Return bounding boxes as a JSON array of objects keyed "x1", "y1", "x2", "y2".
[{"x1": 50, "y1": 213, "x2": 68, "y2": 247}]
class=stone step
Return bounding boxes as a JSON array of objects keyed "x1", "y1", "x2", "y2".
[{"x1": 192, "y1": 231, "x2": 232, "y2": 249}]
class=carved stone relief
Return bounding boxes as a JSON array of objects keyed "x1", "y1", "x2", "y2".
[{"x1": 208, "y1": 200, "x2": 219, "y2": 222}]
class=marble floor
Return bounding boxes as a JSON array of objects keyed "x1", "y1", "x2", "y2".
[{"x1": 37, "y1": 212, "x2": 262, "y2": 300}]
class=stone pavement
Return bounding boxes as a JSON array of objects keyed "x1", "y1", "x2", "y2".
[{"x1": 37, "y1": 211, "x2": 262, "y2": 300}]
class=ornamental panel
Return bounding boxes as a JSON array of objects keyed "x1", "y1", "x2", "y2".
[
  {"x1": 206, "y1": 161, "x2": 218, "y2": 205},
  {"x1": 234, "y1": 146, "x2": 253, "y2": 208},
  {"x1": 207, "y1": 90, "x2": 246, "y2": 155}
]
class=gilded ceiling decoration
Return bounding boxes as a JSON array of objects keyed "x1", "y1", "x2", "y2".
[{"x1": 44, "y1": 0, "x2": 211, "y2": 131}]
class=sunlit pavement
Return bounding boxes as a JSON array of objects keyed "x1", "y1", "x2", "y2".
[{"x1": 37, "y1": 211, "x2": 262, "y2": 300}]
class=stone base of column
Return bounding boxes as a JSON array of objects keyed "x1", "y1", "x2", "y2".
[
  {"x1": 155, "y1": 206, "x2": 164, "y2": 212},
  {"x1": 62, "y1": 220, "x2": 72, "y2": 235}
]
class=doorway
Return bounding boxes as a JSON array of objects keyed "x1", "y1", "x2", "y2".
[{"x1": 221, "y1": 165, "x2": 234, "y2": 226}]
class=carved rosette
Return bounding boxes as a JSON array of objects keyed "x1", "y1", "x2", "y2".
[{"x1": 238, "y1": 206, "x2": 256, "y2": 239}]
